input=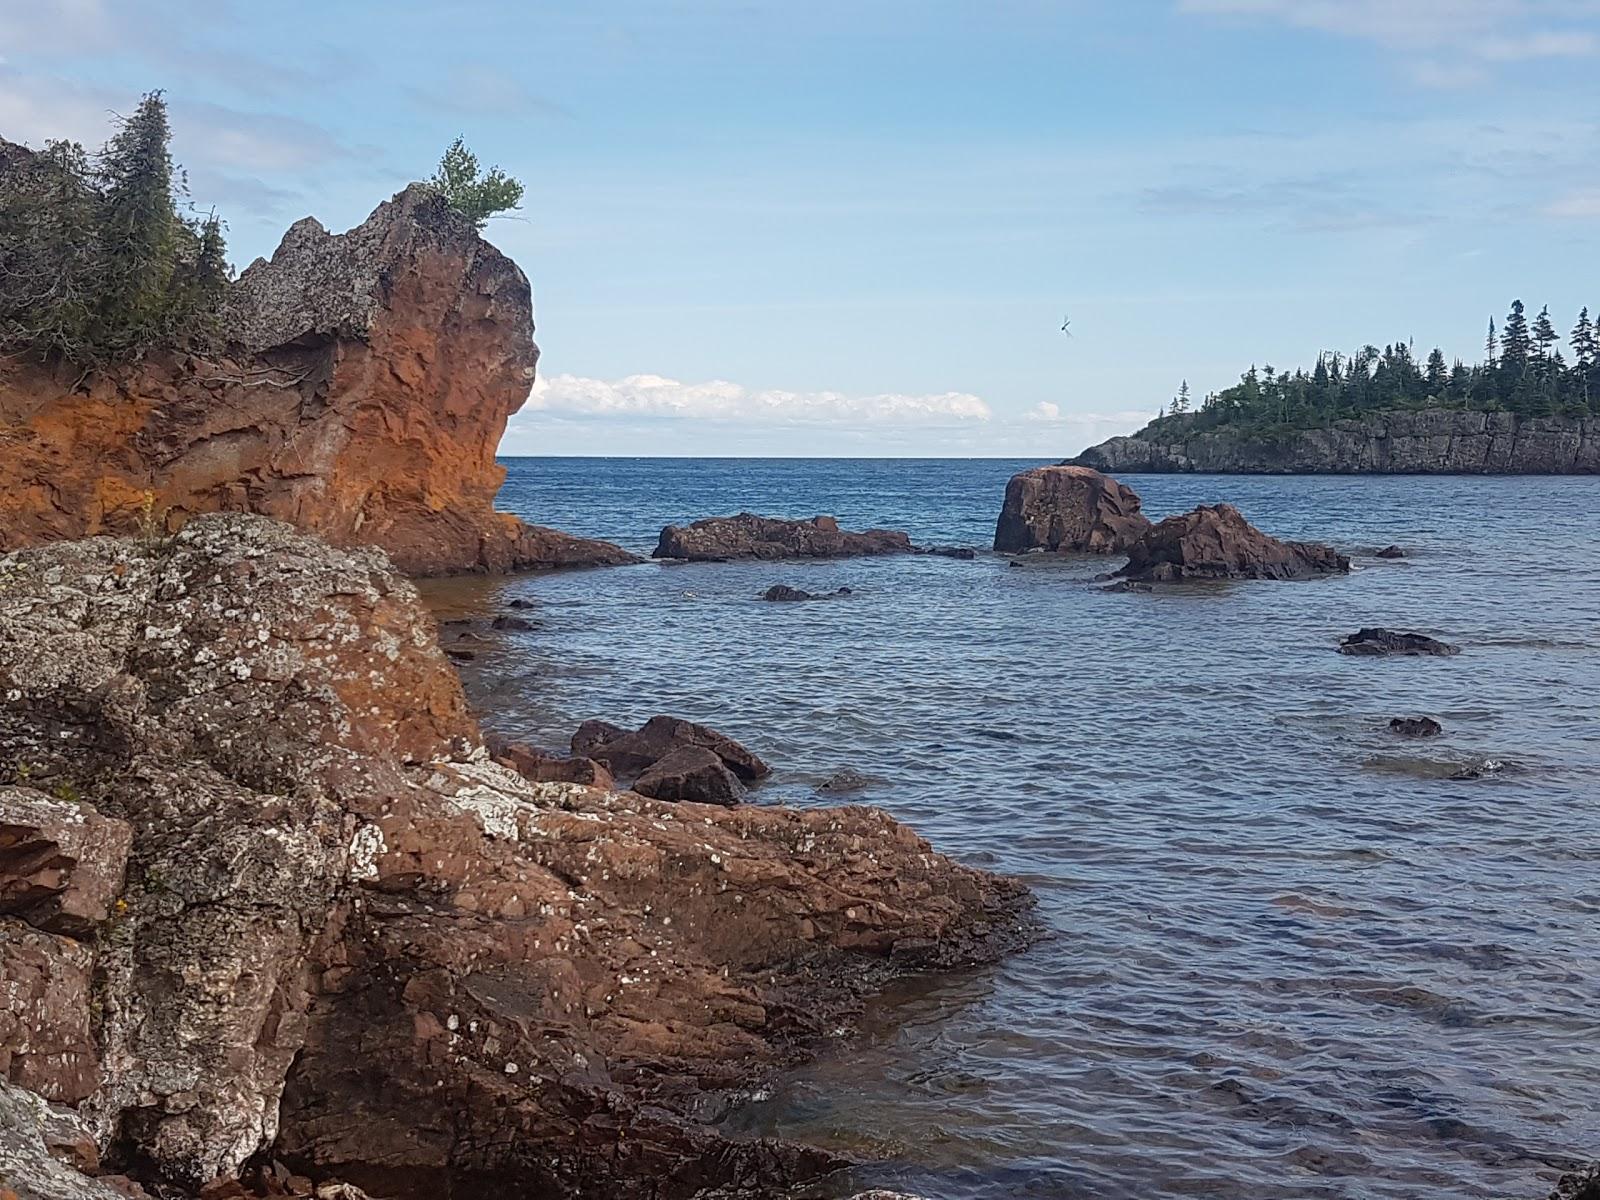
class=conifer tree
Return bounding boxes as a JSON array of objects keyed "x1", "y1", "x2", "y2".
[
  {"x1": 429, "y1": 138, "x2": 524, "y2": 228},
  {"x1": 95, "y1": 91, "x2": 181, "y2": 351},
  {"x1": 1425, "y1": 347, "x2": 1447, "y2": 393}
]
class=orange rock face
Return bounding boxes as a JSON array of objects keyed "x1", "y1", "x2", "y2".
[{"x1": 0, "y1": 185, "x2": 636, "y2": 576}]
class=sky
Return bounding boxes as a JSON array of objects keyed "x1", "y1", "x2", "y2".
[{"x1": 3, "y1": 0, "x2": 1598, "y2": 456}]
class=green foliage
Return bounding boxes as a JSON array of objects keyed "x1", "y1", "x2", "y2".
[
  {"x1": 1145, "y1": 298, "x2": 1600, "y2": 442},
  {"x1": 0, "y1": 90, "x2": 232, "y2": 368},
  {"x1": 428, "y1": 137, "x2": 524, "y2": 228}
]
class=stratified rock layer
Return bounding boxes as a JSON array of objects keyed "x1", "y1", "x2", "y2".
[
  {"x1": 1116, "y1": 503, "x2": 1349, "y2": 582},
  {"x1": 0, "y1": 181, "x2": 637, "y2": 576},
  {"x1": 0, "y1": 514, "x2": 1027, "y2": 1199},
  {"x1": 1071, "y1": 410, "x2": 1600, "y2": 474},
  {"x1": 654, "y1": 514, "x2": 912, "y2": 561},
  {"x1": 992, "y1": 465, "x2": 1151, "y2": 553}
]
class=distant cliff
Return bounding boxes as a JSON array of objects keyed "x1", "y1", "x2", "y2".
[
  {"x1": 0, "y1": 170, "x2": 637, "y2": 574},
  {"x1": 1070, "y1": 409, "x2": 1600, "y2": 474}
]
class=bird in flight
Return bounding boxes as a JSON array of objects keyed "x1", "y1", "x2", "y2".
[{"x1": 1060, "y1": 315, "x2": 1073, "y2": 337}]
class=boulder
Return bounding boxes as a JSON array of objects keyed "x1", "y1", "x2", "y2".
[
  {"x1": 0, "y1": 181, "x2": 638, "y2": 576},
  {"x1": 580, "y1": 715, "x2": 771, "y2": 783},
  {"x1": 761, "y1": 585, "x2": 852, "y2": 602},
  {"x1": 992, "y1": 465, "x2": 1151, "y2": 554},
  {"x1": 654, "y1": 514, "x2": 911, "y2": 561},
  {"x1": 1389, "y1": 717, "x2": 1443, "y2": 737},
  {"x1": 1340, "y1": 628, "x2": 1461, "y2": 657},
  {"x1": 1553, "y1": 1163, "x2": 1600, "y2": 1200},
  {"x1": 0, "y1": 514, "x2": 1028, "y2": 1198},
  {"x1": 1116, "y1": 503, "x2": 1349, "y2": 582},
  {"x1": 632, "y1": 746, "x2": 745, "y2": 806}
]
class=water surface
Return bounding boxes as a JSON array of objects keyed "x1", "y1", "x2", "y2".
[{"x1": 429, "y1": 459, "x2": 1600, "y2": 1199}]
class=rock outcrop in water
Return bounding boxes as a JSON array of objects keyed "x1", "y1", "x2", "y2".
[
  {"x1": 0, "y1": 178, "x2": 636, "y2": 576},
  {"x1": 0, "y1": 514, "x2": 1027, "y2": 1199},
  {"x1": 1114, "y1": 503, "x2": 1349, "y2": 583},
  {"x1": 654, "y1": 514, "x2": 911, "y2": 561},
  {"x1": 1070, "y1": 410, "x2": 1600, "y2": 474},
  {"x1": 1339, "y1": 628, "x2": 1461, "y2": 657},
  {"x1": 993, "y1": 465, "x2": 1151, "y2": 553}
]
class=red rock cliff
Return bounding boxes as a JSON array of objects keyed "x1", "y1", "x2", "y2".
[{"x1": 0, "y1": 183, "x2": 636, "y2": 575}]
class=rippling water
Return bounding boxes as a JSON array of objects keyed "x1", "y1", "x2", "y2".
[{"x1": 424, "y1": 459, "x2": 1600, "y2": 1200}]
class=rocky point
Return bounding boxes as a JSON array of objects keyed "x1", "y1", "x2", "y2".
[
  {"x1": 0, "y1": 174, "x2": 635, "y2": 576},
  {"x1": 0, "y1": 514, "x2": 1028, "y2": 1200}
]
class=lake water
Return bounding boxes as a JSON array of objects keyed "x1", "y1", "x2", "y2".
[{"x1": 434, "y1": 458, "x2": 1600, "y2": 1200}]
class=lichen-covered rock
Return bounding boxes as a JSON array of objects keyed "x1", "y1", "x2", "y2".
[
  {"x1": 1115, "y1": 503, "x2": 1349, "y2": 583},
  {"x1": 654, "y1": 514, "x2": 911, "y2": 561},
  {"x1": 0, "y1": 1077, "x2": 130, "y2": 1200},
  {"x1": 1071, "y1": 409, "x2": 1600, "y2": 475},
  {"x1": 0, "y1": 514, "x2": 1028, "y2": 1199},
  {"x1": 992, "y1": 465, "x2": 1150, "y2": 553},
  {"x1": 0, "y1": 789, "x2": 132, "y2": 938},
  {"x1": 0, "y1": 184, "x2": 637, "y2": 576}
]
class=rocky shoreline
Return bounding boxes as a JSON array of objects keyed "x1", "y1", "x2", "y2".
[
  {"x1": 0, "y1": 515, "x2": 1029, "y2": 1200},
  {"x1": 1070, "y1": 409, "x2": 1600, "y2": 474}
]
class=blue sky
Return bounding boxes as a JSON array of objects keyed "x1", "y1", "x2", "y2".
[{"x1": 3, "y1": 0, "x2": 1598, "y2": 455}]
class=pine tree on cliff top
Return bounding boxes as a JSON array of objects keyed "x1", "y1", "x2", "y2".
[
  {"x1": 95, "y1": 91, "x2": 181, "y2": 352},
  {"x1": 429, "y1": 138, "x2": 525, "y2": 229}
]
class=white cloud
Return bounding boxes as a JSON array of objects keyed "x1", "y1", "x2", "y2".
[
  {"x1": 523, "y1": 373, "x2": 993, "y2": 425},
  {"x1": 1178, "y1": 0, "x2": 1600, "y2": 83},
  {"x1": 1028, "y1": 401, "x2": 1062, "y2": 421},
  {"x1": 1546, "y1": 188, "x2": 1600, "y2": 218}
]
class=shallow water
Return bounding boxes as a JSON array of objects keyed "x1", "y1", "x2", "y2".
[{"x1": 426, "y1": 459, "x2": 1600, "y2": 1199}]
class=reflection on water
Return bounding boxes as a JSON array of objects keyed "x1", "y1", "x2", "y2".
[{"x1": 421, "y1": 460, "x2": 1600, "y2": 1199}]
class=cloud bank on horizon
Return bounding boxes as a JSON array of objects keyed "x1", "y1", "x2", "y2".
[{"x1": 3, "y1": 0, "x2": 1597, "y2": 455}]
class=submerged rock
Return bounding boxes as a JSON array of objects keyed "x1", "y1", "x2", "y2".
[
  {"x1": 654, "y1": 514, "x2": 912, "y2": 561},
  {"x1": 1340, "y1": 628, "x2": 1461, "y2": 657},
  {"x1": 1116, "y1": 503, "x2": 1349, "y2": 583},
  {"x1": 993, "y1": 465, "x2": 1151, "y2": 554},
  {"x1": 0, "y1": 182, "x2": 638, "y2": 576},
  {"x1": 817, "y1": 769, "x2": 871, "y2": 793},
  {"x1": 490, "y1": 614, "x2": 536, "y2": 631},
  {"x1": 762, "y1": 585, "x2": 852, "y2": 602},
  {"x1": 1375, "y1": 545, "x2": 1407, "y2": 559},
  {"x1": 915, "y1": 544, "x2": 978, "y2": 559},
  {"x1": 1389, "y1": 716, "x2": 1444, "y2": 737},
  {"x1": 0, "y1": 514, "x2": 1029, "y2": 1199}
]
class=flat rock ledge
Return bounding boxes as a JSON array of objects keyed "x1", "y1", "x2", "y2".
[
  {"x1": 654, "y1": 514, "x2": 912, "y2": 561},
  {"x1": 0, "y1": 513, "x2": 1029, "y2": 1200}
]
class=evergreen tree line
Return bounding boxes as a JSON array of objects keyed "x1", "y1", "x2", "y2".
[
  {"x1": 0, "y1": 91, "x2": 230, "y2": 368},
  {"x1": 1154, "y1": 299, "x2": 1600, "y2": 436}
]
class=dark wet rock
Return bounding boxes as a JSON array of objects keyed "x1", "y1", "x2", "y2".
[
  {"x1": 817, "y1": 769, "x2": 871, "y2": 793},
  {"x1": 1375, "y1": 545, "x2": 1407, "y2": 559},
  {"x1": 1389, "y1": 717, "x2": 1443, "y2": 738},
  {"x1": 993, "y1": 465, "x2": 1151, "y2": 554},
  {"x1": 1553, "y1": 1162, "x2": 1600, "y2": 1200},
  {"x1": 583, "y1": 715, "x2": 771, "y2": 783},
  {"x1": 443, "y1": 647, "x2": 476, "y2": 662},
  {"x1": 490, "y1": 615, "x2": 536, "y2": 631},
  {"x1": 915, "y1": 544, "x2": 978, "y2": 559},
  {"x1": 505, "y1": 598, "x2": 536, "y2": 609},
  {"x1": 1116, "y1": 503, "x2": 1349, "y2": 583},
  {"x1": 1340, "y1": 628, "x2": 1461, "y2": 657},
  {"x1": 761, "y1": 585, "x2": 852, "y2": 602},
  {"x1": 570, "y1": 719, "x2": 628, "y2": 758},
  {"x1": 0, "y1": 513, "x2": 1030, "y2": 1198},
  {"x1": 632, "y1": 746, "x2": 745, "y2": 806},
  {"x1": 654, "y1": 514, "x2": 912, "y2": 561},
  {"x1": 1100, "y1": 579, "x2": 1154, "y2": 593}
]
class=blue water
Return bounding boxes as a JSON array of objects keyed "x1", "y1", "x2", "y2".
[{"x1": 429, "y1": 458, "x2": 1600, "y2": 1200}]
